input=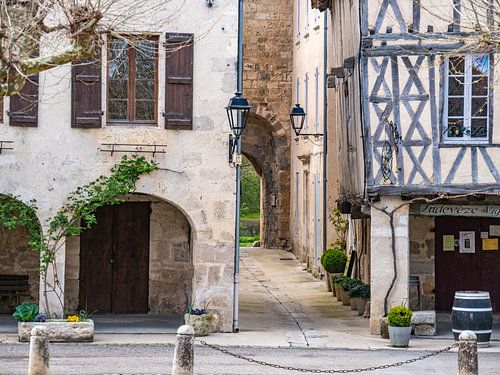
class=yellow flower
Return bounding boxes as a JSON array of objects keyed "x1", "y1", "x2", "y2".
[{"x1": 66, "y1": 315, "x2": 80, "y2": 322}]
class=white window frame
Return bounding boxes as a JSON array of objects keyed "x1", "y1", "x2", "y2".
[
  {"x1": 314, "y1": 66, "x2": 319, "y2": 130},
  {"x1": 295, "y1": 172, "x2": 300, "y2": 232},
  {"x1": 305, "y1": 0, "x2": 310, "y2": 33},
  {"x1": 443, "y1": 55, "x2": 491, "y2": 144},
  {"x1": 296, "y1": 77, "x2": 300, "y2": 105},
  {"x1": 305, "y1": 72, "x2": 309, "y2": 130},
  {"x1": 296, "y1": 0, "x2": 301, "y2": 40},
  {"x1": 313, "y1": 8, "x2": 321, "y2": 26}
]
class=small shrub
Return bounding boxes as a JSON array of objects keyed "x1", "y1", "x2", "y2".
[
  {"x1": 12, "y1": 302, "x2": 39, "y2": 322},
  {"x1": 340, "y1": 277, "x2": 362, "y2": 292},
  {"x1": 387, "y1": 306, "x2": 413, "y2": 327},
  {"x1": 332, "y1": 274, "x2": 347, "y2": 285},
  {"x1": 348, "y1": 283, "x2": 370, "y2": 299},
  {"x1": 320, "y1": 247, "x2": 347, "y2": 274}
]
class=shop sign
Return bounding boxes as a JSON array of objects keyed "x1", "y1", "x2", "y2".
[{"x1": 419, "y1": 204, "x2": 500, "y2": 218}]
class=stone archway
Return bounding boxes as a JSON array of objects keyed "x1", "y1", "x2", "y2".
[{"x1": 242, "y1": 105, "x2": 290, "y2": 249}]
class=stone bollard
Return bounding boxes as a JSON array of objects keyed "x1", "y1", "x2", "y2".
[
  {"x1": 458, "y1": 330, "x2": 478, "y2": 375},
  {"x1": 28, "y1": 326, "x2": 50, "y2": 375},
  {"x1": 172, "y1": 325, "x2": 195, "y2": 375}
]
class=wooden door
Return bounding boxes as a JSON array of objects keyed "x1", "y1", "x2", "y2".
[
  {"x1": 79, "y1": 202, "x2": 150, "y2": 314},
  {"x1": 435, "y1": 216, "x2": 500, "y2": 312},
  {"x1": 79, "y1": 206, "x2": 114, "y2": 313},
  {"x1": 478, "y1": 218, "x2": 500, "y2": 312},
  {"x1": 112, "y1": 202, "x2": 150, "y2": 314}
]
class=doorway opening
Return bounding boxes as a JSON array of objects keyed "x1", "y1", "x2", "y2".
[
  {"x1": 66, "y1": 195, "x2": 193, "y2": 315},
  {"x1": 240, "y1": 155, "x2": 262, "y2": 248}
]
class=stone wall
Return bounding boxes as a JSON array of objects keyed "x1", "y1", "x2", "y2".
[
  {"x1": 243, "y1": 0, "x2": 293, "y2": 249},
  {"x1": 0, "y1": 225, "x2": 39, "y2": 312},
  {"x1": 409, "y1": 215, "x2": 435, "y2": 311},
  {"x1": 65, "y1": 197, "x2": 192, "y2": 315}
]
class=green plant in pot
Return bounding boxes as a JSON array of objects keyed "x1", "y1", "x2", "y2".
[
  {"x1": 349, "y1": 284, "x2": 370, "y2": 316},
  {"x1": 339, "y1": 277, "x2": 358, "y2": 306},
  {"x1": 343, "y1": 279, "x2": 363, "y2": 309},
  {"x1": 387, "y1": 305, "x2": 413, "y2": 347},
  {"x1": 332, "y1": 275, "x2": 346, "y2": 302},
  {"x1": 321, "y1": 247, "x2": 347, "y2": 295}
]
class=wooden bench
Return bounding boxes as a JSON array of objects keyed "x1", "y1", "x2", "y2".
[{"x1": 0, "y1": 275, "x2": 30, "y2": 307}]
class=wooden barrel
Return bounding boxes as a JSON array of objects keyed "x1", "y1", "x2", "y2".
[{"x1": 452, "y1": 291, "x2": 492, "y2": 347}]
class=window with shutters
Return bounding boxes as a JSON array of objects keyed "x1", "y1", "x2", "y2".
[
  {"x1": 107, "y1": 36, "x2": 159, "y2": 124},
  {"x1": 304, "y1": 72, "x2": 309, "y2": 130}
]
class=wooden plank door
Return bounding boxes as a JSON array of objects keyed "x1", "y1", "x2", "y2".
[
  {"x1": 111, "y1": 202, "x2": 150, "y2": 314},
  {"x1": 79, "y1": 206, "x2": 114, "y2": 313},
  {"x1": 478, "y1": 218, "x2": 500, "y2": 312},
  {"x1": 435, "y1": 217, "x2": 482, "y2": 311}
]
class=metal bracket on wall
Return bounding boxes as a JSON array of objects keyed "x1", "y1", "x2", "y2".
[
  {"x1": 0, "y1": 140, "x2": 14, "y2": 154},
  {"x1": 100, "y1": 143, "x2": 167, "y2": 157}
]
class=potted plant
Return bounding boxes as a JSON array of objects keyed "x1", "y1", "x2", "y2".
[
  {"x1": 345, "y1": 279, "x2": 363, "y2": 310},
  {"x1": 354, "y1": 284, "x2": 370, "y2": 316},
  {"x1": 14, "y1": 303, "x2": 94, "y2": 342},
  {"x1": 184, "y1": 303, "x2": 213, "y2": 337},
  {"x1": 339, "y1": 277, "x2": 356, "y2": 306},
  {"x1": 387, "y1": 305, "x2": 413, "y2": 347},
  {"x1": 348, "y1": 281, "x2": 367, "y2": 312},
  {"x1": 332, "y1": 275, "x2": 346, "y2": 302},
  {"x1": 320, "y1": 247, "x2": 347, "y2": 295}
]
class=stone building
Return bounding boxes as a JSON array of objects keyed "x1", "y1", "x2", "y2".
[{"x1": 0, "y1": 0, "x2": 238, "y2": 331}]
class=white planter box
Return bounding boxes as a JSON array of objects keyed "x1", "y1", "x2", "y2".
[{"x1": 18, "y1": 320, "x2": 94, "y2": 342}]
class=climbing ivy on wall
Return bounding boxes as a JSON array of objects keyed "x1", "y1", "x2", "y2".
[{"x1": 0, "y1": 155, "x2": 158, "y2": 317}]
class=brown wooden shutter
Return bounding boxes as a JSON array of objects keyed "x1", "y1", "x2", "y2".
[
  {"x1": 164, "y1": 33, "x2": 194, "y2": 130},
  {"x1": 71, "y1": 52, "x2": 102, "y2": 128},
  {"x1": 9, "y1": 76, "x2": 39, "y2": 127}
]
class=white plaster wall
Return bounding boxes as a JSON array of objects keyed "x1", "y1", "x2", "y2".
[
  {"x1": 290, "y1": 1, "x2": 328, "y2": 267},
  {"x1": 369, "y1": 196, "x2": 410, "y2": 334},
  {"x1": 0, "y1": 0, "x2": 238, "y2": 331}
]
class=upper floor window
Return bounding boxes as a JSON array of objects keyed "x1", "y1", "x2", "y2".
[
  {"x1": 305, "y1": 0, "x2": 310, "y2": 32},
  {"x1": 314, "y1": 66, "x2": 319, "y2": 129},
  {"x1": 296, "y1": 0, "x2": 301, "y2": 39},
  {"x1": 304, "y1": 72, "x2": 309, "y2": 130},
  {"x1": 444, "y1": 55, "x2": 490, "y2": 142},
  {"x1": 107, "y1": 36, "x2": 159, "y2": 124},
  {"x1": 296, "y1": 77, "x2": 300, "y2": 104}
]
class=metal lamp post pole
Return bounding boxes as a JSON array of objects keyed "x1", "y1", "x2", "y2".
[{"x1": 233, "y1": 0, "x2": 244, "y2": 333}]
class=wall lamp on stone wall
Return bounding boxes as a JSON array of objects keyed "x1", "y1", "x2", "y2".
[
  {"x1": 289, "y1": 103, "x2": 323, "y2": 138},
  {"x1": 226, "y1": 91, "x2": 251, "y2": 163}
]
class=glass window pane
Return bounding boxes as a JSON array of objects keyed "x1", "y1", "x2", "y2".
[
  {"x1": 136, "y1": 40, "x2": 157, "y2": 59},
  {"x1": 472, "y1": 76, "x2": 488, "y2": 96},
  {"x1": 136, "y1": 80, "x2": 155, "y2": 100},
  {"x1": 447, "y1": 119, "x2": 464, "y2": 138},
  {"x1": 108, "y1": 59, "x2": 128, "y2": 79},
  {"x1": 109, "y1": 39, "x2": 128, "y2": 60},
  {"x1": 448, "y1": 76, "x2": 464, "y2": 96},
  {"x1": 108, "y1": 100, "x2": 128, "y2": 120},
  {"x1": 449, "y1": 57, "x2": 464, "y2": 75},
  {"x1": 108, "y1": 80, "x2": 128, "y2": 99},
  {"x1": 448, "y1": 97, "x2": 464, "y2": 116},
  {"x1": 136, "y1": 60, "x2": 155, "y2": 79},
  {"x1": 471, "y1": 55, "x2": 489, "y2": 75},
  {"x1": 471, "y1": 118, "x2": 488, "y2": 138},
  {"x1": 471, "y1": 98, "x2": 488, "y2": 117},
  {"x1": 135, "y1": 100, "x2": 154, "y2": 121}
]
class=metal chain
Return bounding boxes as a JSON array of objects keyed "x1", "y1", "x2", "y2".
[{"x1": 199, "y1": 340, "x2": 458, "y2": 374}]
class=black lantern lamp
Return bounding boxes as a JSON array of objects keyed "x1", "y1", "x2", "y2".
[
  {"x1": 289, "y1": 104, "x2": 306, "y2": 136},
  {"x1": 226, "y1": 92, "x2": 251, "y2": 137},
  {"x1": 289, "y1": 103, "x2": 323, "y2": 137}
]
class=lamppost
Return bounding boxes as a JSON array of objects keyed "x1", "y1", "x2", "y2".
[
  {"x1": 289, "y1": 103, "x2": 323, "y2": 137},
  {"x1": 226, "y1": 0, "x2": 249, "y2": 334}
]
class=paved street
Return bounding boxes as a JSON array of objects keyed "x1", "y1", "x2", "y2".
[{"x1": 1, "y1": 343, "x2": 500, "y2": 375}]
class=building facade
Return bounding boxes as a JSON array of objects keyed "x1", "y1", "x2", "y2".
[
  {"x1": 0, "y1": 1, "x2": 238, "y2": 331},
  {"x1": 329, "y1": 0, "x2": 500, "y2": 334}
]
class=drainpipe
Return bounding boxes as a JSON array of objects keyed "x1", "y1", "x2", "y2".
[
  {"x1": 322, "y1": 10, "x2": 328, "y2": 257},
  {"x1": 233, "y1": 0, "x2": 244, "y2": 334}
]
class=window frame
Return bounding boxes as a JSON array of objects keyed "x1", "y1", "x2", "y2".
[
  {"x1": 296, "y1": 0, "x2": 301, "y2": 40},
  {"x1": 443, "y1": 55, "x2": 493, "y2": 144},
  {"x1": 106, "y1": 35, "x2": 159, "y2": 126},
  {"x1": 314, "y1": 66, "x2": 319, "y2": 130},
  {"x1": 305, "y1": 72, "x2": 309, "y2": 130}
]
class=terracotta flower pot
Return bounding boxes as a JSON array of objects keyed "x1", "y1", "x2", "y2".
[
  {"x1": 357, "y1": 298, "x2": 368, "y2": 316},
  {"x1": 350, "y1": 297, "x2": 359, "y2": 310},
  {"x1": 324, "y1": 272, "x2": 332, "y2": 292},
  {"x1": 334, "y1": 284, "x2": 342, "y2": 301},
  {"x1": 341, "y1": 291, "x2": 350, "y2": 306}
]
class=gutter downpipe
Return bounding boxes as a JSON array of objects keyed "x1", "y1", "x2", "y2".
[
  {"x1": 233, "y1": 0, "x2": 244, "y2": 333},
  {"x1": 322, "y1": 10, "x2": 328, "y2": 258}
]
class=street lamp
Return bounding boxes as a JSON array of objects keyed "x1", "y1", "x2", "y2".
[
  {"x1": 289, "y1": 103, "x2": 323, "y2": 137},
  {"x1": 226, "y1": 92, "x2": 251, "y2": 138}
]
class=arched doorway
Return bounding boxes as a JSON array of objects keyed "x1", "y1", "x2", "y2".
[
  {"x1": 242, "y1": 110, "x2": 290, "y2": 249},
  {"x1": 65, "y1": 194, "x2": 193, "y2": 314},
  {"x1": 240, "y1": 155, "x2": 262, "y2": 247},
  {"x1": 0, "y1": 195, "x2": 40, "y2": 313}
]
